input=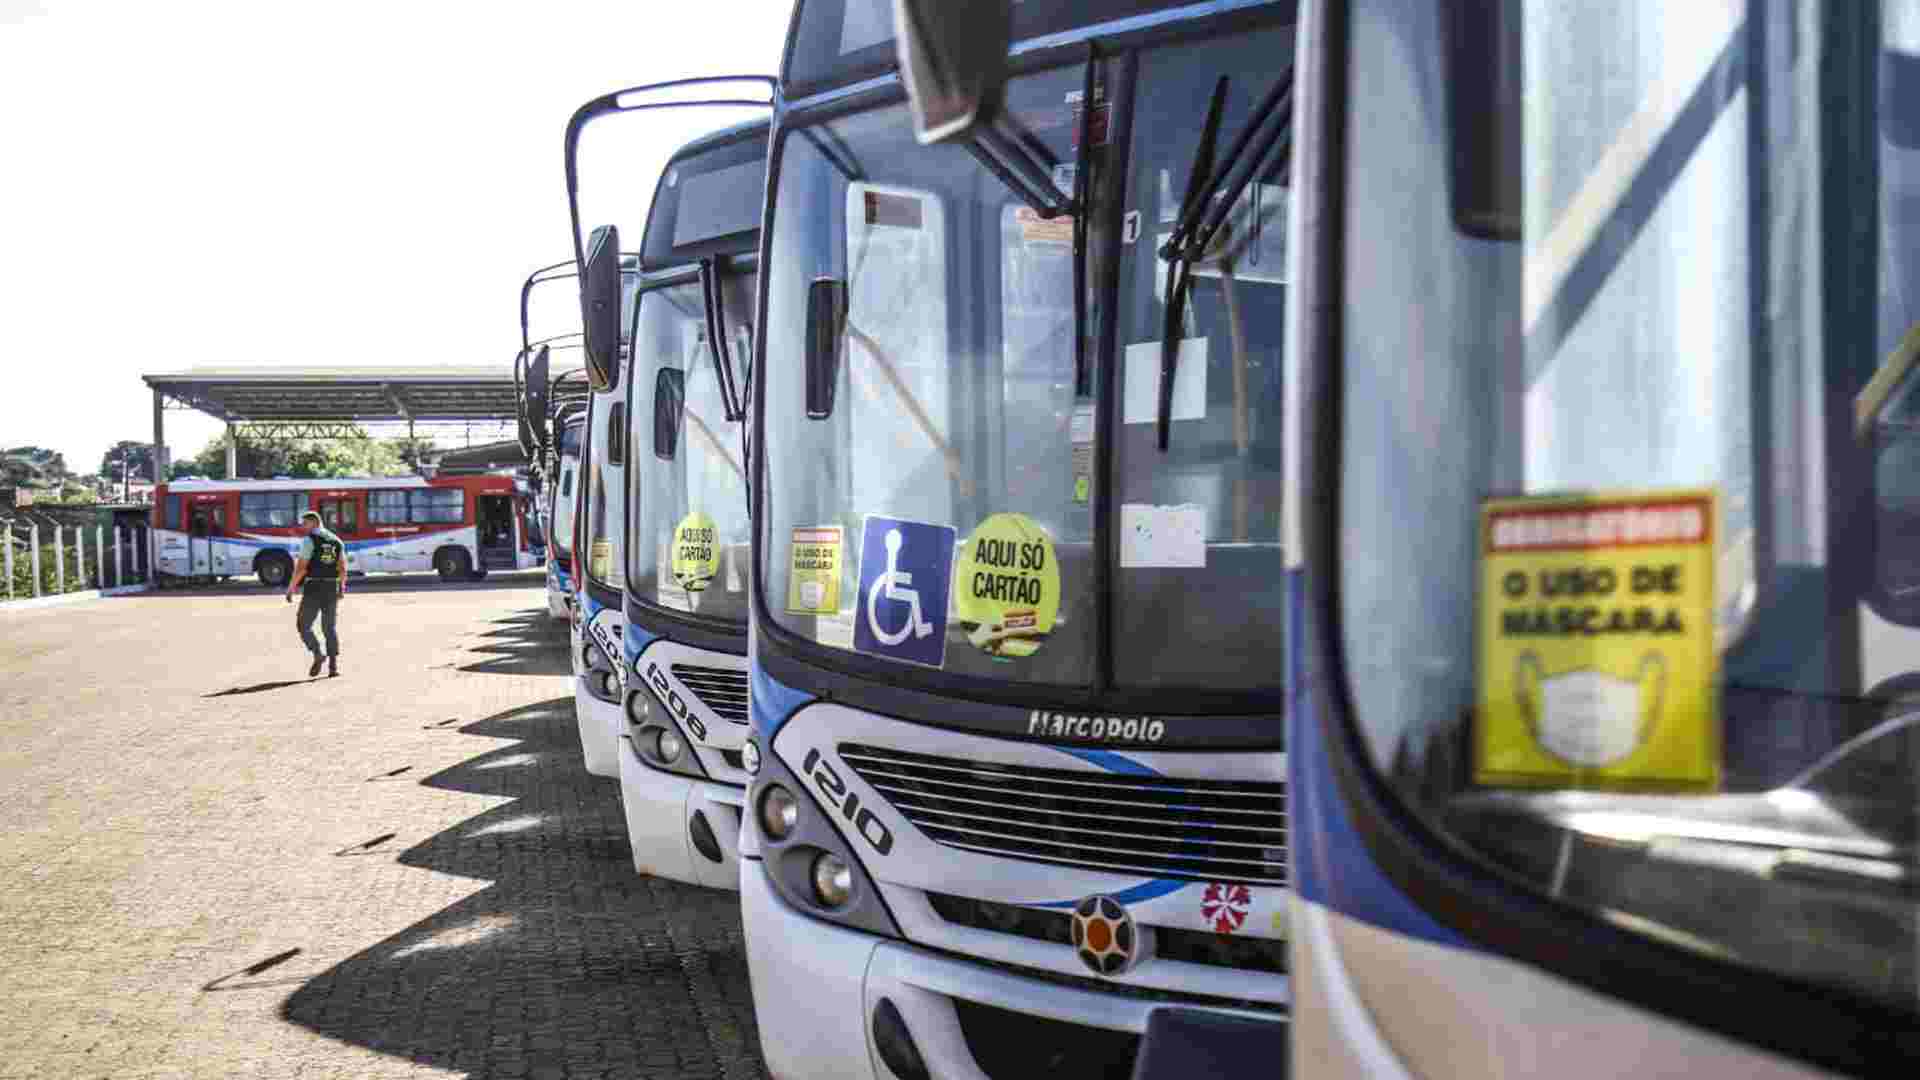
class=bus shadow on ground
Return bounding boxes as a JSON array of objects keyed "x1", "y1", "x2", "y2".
[
  {"x1": 455, "y1": 612, "x2": 574, "y2": 678},
  {"x1": 278, "y1": 695, "x2": 766, "y2": 1079}
]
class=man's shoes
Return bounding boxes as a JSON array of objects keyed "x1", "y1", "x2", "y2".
[
  {"x1": 327, "y1": 657, "x2": 339, "y2": 678},
  {"x1": 308, "y1": 655, "x2": 325, "y2": 678}
]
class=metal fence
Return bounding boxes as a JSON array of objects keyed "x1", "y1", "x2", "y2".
[{"x1": 1, "y1": 511, "x2": 151, "y2": 602}]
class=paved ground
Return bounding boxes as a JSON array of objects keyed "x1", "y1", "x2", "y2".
[{"x1": 0, "y1": 576, "x2": 764, "y2": 1080}]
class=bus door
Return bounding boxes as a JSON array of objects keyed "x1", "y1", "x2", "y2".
[
  {"x1": 476, "y1": 493, "x2": 517, "y2": 569},
  {"x1": 188, "y1": 503, "x2": 226, "y2": 577}
]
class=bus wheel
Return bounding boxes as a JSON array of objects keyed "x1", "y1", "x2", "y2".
[
  {"x1": 437, "y1": 548, "x2": 471, "y2": 582},
  {"x1": 256, "y1": 552, "x2": 292, "y2": 589}
]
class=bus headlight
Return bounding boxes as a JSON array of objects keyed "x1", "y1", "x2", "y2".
[
  {"x1": 811, "y1": 853, "x2": 853, "y2": 907},
  {"x1": 655, "y1": 727, "x2": 686, "y2": 764},
  {"x1": 749, "y1": 749, "x2": 901, "y2": 939},
  {"x1": 741, "y1": 739, "x2": 762, "y2": 776},
  {"x1": 760, "y1": 784, "x2": 799, "y2": 840},
  {"x1": 626, "y1": 690, "x2": 649, "y2": 726}
]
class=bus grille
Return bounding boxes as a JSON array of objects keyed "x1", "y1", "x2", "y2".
[
  {"x1": 838, "y1": 744, "x2": 1286, "y2": 885},
  {"x1": 670, "y1": 664, "x2": 749, "y2": 724}
]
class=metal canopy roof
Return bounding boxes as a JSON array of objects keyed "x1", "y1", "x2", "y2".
[{"x1": 142, "y1": 366, "x2": 519, "y2": 424}]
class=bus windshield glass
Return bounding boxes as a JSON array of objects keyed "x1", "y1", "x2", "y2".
[
  {"x1": 628, "y1": 274, "x2": 756, "y2": 625},
  {"x1": 760, "y1": 36, "x2": 1289, "y2": 701},
  {"x1": 1337, "y1": 0, "x2": 1920, "y2": 1013}
]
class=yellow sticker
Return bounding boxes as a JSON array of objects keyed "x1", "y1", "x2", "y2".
[
  {"x1": 953, "y1": 513, "x2": 1060, "y2": 658},
  {"x1": 671, "y1": 511, "x2": 719, "y2": 593},
  {"x1": 787, "y1": 525, "x2": 843, "y2": 615},
  {"x1": 589, "y1": 538, "x2": 613, "y2": 583},
  {"x1": 1477, "y1": 491, "x2": 1719, "y2": 791}
]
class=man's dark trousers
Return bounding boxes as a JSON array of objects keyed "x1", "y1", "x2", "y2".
[{"x1": 297, "y1": 580, "x2": 341, "y2": 657}]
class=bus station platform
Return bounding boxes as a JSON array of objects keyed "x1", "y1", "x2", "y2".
[{"x1": 0, "y1": 577, "x2": 765, "y2": 1079}]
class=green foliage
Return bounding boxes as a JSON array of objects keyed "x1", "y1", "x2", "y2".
[
  {"x1": 186, "y1": 432, "x2": 434, "y2": 481},
  {"x1": 3, "y1": 446, "x2": 69, "y2": 488},
  {"x1": 3, "y1": 539, "x2": 97, "y2": 599},
  {"x1": 97, "y1": 440, "x2": 156, "y2": 480}
]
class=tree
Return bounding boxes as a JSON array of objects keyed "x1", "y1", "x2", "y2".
[
  {"x1": 98, "y1": 441, "x2": 157, "y2": 480},
  {"x1": 186, "y1": 432, "x2": 430, "y2": 480},
  {"x1": 3, "y1": 446, "x2": 69, "y2": 488}
]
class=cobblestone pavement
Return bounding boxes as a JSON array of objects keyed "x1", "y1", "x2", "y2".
[{"x1": 0, "y1": 577, "x2": 765, "y2": 1080}]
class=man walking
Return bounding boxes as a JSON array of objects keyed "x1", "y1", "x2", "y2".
[{"x1": 287, "y1": 509, "x2": 347, "y2": 677}]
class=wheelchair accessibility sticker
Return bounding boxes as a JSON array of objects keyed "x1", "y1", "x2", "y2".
[{"x1": 854, "y1": 514, "x2": 954, "y2": 669}]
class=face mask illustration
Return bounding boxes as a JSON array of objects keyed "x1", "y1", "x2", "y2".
[{"x1": 1515, "y1": 652, "x2": 1666, "y2": 767}]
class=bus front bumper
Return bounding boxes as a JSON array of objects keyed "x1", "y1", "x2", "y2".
[
  {"x1": 616, "y1": 734, "x2": 743, "y2": 890},
  {"x1": 572, "y1": 682, "x2": 621, "y2": 779},
  {"x1": 744, "y1": 862, "x2": 1265, "y2": 1080}
]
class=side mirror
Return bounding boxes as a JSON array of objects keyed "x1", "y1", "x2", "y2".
[
  {"x1": 654, "y1": 368, "x2": 686, "y2": 461},
  {"x1": 527, "y1": 345, "x2": 553, "y2": 449},
  {"x1": 581, "y1": 225, "x2": 623, "y2": 392},
  {"x1": 805, "y1": 278, "x2": 847, "y2": 420},
  {"x1": 514, "y1": 348, "x2": 536, "y2": 457},
  {"x1": 893, "y1": 0, "x2": 1010, "y2": 145}
]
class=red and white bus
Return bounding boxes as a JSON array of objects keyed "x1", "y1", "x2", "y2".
[{"x1": 150, "y1": 475, "x2": 540, "y2": 587}]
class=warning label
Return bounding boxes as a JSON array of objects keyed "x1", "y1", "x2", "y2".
[
  {"x1": 1476, "y1": 491, "x2": 1720, "y2": 791},
  {"x1": 787, "y1": 525, "x2": 842, "y2": 615}
]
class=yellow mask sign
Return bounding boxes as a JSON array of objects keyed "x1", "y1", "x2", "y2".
[
  {"x1": 787, "y1": 525, "x2": 843, "y2": 615},
  {"x1": 1476, "y1": 491, "x2": 1719, "y2": 791},
  {"x1": 954, "y1": 513, "x2": 1060, "y2": 658},
  {"x1": 589, "y1": 538, "x2": 613, "y2": 583},
  {"x1": 672, "y1": 511, "x2": 719, "y2": 593}
]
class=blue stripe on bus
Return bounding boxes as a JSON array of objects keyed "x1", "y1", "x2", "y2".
[
  {"x1": 1026, "y1": 878, "x2": 1192, "y2": 909},
  {"x1": 1053, "y1": 747, "x2": 1161, "y2": 777},
  {"x1": 625, "y1": 622, "x2": 660, "y2": 668},
  {"x1": 751, "y1": 664, "x2": 816, "y2": 740},
  {"x1": 1287, "y1": 568, "x2": 1462, "y2": 947}
]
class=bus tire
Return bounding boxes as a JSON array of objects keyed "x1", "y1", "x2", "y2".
[
  {"x1": 256, "y1": 552, "x2": 292, "y2": 589},
  {"x1": 436, "y1": 548, "x2": 471, "y2": 582}
]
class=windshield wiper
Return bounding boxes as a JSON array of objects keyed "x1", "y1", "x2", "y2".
[
  {"x1": 1072, "y1": 42, "x2": 1097, "y2": 398},
  {"x1": 1155, "y1": 70, "x2": 1295, "y2": 451},
  {"x1": 699, "y1": 257, "x2": 747, "y2": 423},
  {"x1": 1158, "y1": 77, "x2": 1229, "y2": 451}
]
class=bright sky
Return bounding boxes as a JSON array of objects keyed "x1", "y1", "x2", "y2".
[{"x1": 0, "y1": 0, "x2": 789, "y2": 476}]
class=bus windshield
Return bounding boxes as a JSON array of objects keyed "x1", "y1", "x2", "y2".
[
  {"x1": 1337, "y1": 0, "x2": 1920, "y2": 1014},
  {"x1": 759, "y1": 41, "x2": 1288, "y2": 702},
  {"x1": 628, "y1": 273, "x2": 756, "y2": 625}
]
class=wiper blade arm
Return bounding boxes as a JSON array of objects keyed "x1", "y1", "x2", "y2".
[
  {"x1": 1188, "y1": 106, "x2": 1293, "y2": 264},
  {"x1": 1072, "y1": 42, "x2": 1098, "y2": 398},
  {"x1": 1156, "y1": 70, "x2": 1296, "y2": 452},
  {"x1": 1159, "y1": 70, "x2": 1293, "y2": 262},
  {"x1": 1159, "y1": 78, "x2": 1230, "y2": 451},
  {"x1": 699, "y1": 257, "x2": 747, "y2": 423}
]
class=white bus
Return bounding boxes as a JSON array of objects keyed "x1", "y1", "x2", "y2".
[{"x1": 742, "y1": 3, "x2": 1290, "y2": 1077}]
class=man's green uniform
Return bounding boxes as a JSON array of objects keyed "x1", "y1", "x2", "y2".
[{"x1": 297, "y1": 526, "x2": 346, "y2": 659}]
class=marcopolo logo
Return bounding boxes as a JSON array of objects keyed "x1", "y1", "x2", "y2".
[{"x1": 1027, "y1": 710, "x2": 1165, "y2": 743}]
